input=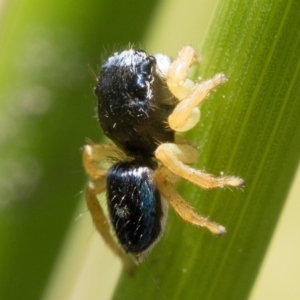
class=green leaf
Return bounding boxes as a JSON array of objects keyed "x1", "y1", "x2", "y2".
[{"x1": 113, "y1": 1, "x2": 300, "y2": 300}]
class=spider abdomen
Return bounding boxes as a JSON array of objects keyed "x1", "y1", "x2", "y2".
[{"x1": 107, "y1": 161, "x2": 163, "y2": 253}]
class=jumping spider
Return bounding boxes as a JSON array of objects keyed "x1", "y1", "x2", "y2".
[{"x1": 83, "y1": 46, "x2": 244, "y2": 270}]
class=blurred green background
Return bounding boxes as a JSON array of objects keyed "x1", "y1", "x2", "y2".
[
  {"x1": 1, "y1": 0, "x2": 299, "y2": 299},
  {"x1": 0, "y1": 0, "x2": 162, "y2": 298}
]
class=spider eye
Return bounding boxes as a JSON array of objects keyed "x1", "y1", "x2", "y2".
[
  {"x1": 130, "y1": 80, "x2": 148, "y2": 100},
  {"x1": 128, "y1": 56, "x2": 156, "y2": 100},
  {"x1": 139, "y1": 56, "x2": 156, "y2": 77}
]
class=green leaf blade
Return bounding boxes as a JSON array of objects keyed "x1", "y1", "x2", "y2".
[{"x1": 113, "y1": 1, "x2": 300, "y2": 300}]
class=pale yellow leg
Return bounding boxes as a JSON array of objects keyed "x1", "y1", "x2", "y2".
[
  {"x1": 154, "y1": 168, "x2": 226, "y2": 235},
  {"x1": 166, "y1": 46, "x2": 198, "y2": 100},
  {"x1": 86, "y1": 181, "x2": 134, "y2": 273},
  {"x1": 83, "y1": 143, "x2": 123, "y2": 179},
  {"x1": 165, "y1": 46, "x2": 227, "y2": 132},
  {"x1": 168, "y1": 73, "x2": 227, "y2": 132},
  {"x1": 155, "y1": 143, "x2": 244, "y2": 189}
]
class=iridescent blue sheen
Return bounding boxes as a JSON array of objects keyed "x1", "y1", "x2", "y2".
[{"x1": 107, "y1": 161, "x2": 162, "y2": 253}]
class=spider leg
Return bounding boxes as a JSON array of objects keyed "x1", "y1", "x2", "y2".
[
  {"x1": 83, "y1": 143, "x2": 123, "y2": 179},
  {"x1": 168, "y1": 73, "x2": 227, "y2": 132},
  {"x1": 164, "y1": 46, "x2": 227, "y2": 132},
  {"x1": 154, "y1": 167, "x2": 226, "y2": 235},
  {"x1": 86, "y1": 180, "x2": 134, "y2": 273},
  {"x1": 155, "y1": 143, "x2": 244, "y2": 189},
  {"x1": 83, "y1": 142, "x2": 134, "y2": 272},
  {"x1": 166, "y1": 46, "x2": 198, "y2": 100}
]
